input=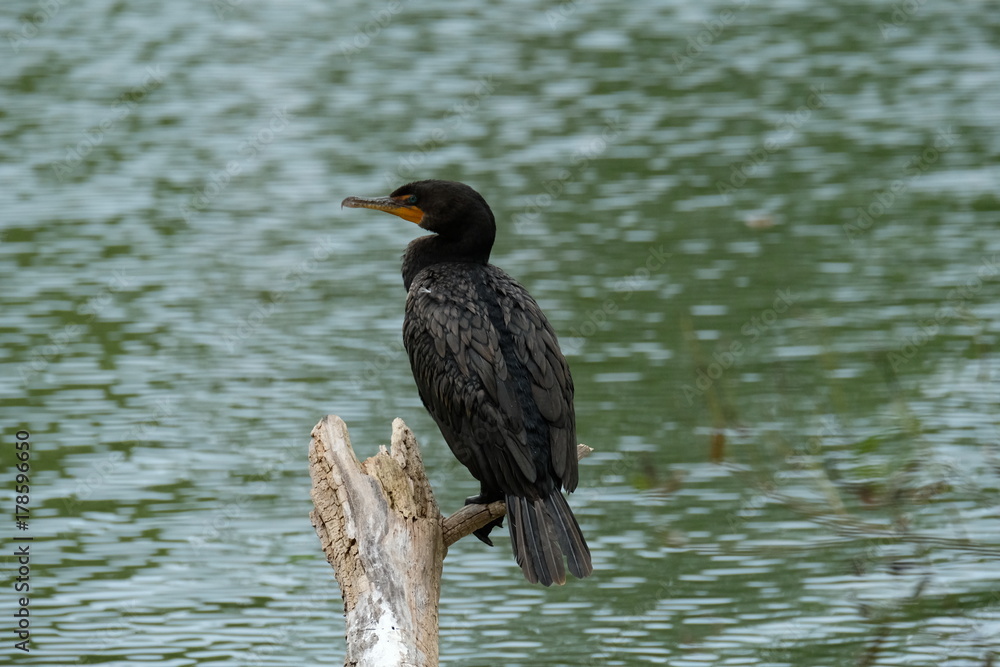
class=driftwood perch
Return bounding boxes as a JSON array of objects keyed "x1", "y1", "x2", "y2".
[{"x1": 308, "y1": 415, "x2": 591, "y2": 667}]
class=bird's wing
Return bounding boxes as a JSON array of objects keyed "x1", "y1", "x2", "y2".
[
  {"x1": 495, "y1": 278, "x2": 578, "y2": 492},
  {"x1": 403, "y1": 272, "x2": 577, "y2": 497}
]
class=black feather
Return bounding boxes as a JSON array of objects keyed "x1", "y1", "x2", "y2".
[{"x1": 349, "y1": 179, "x2": 594, "y2": 585}]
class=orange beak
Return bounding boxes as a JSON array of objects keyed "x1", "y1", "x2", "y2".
[{"x1": 341, "y1": 195, "x2": 424, "y2": 225}]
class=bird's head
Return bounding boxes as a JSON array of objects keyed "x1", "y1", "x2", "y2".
[{"x1": 342, "y1": 179, "x2": 495, "y2": 240}]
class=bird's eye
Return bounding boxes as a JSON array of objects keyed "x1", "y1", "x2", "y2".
[{"x1": 405, "y1": 195, "x2": 418, "y2": 205}]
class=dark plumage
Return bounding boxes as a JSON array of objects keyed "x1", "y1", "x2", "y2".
[{"x1": 342, "y1": 179, "x2": 592, "y2": 586}]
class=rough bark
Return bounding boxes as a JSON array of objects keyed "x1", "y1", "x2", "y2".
[
  {"x1": 309, "y1": 416, "x2": 592, "y2": 667},
  {"x1": 309, "y1": 416, "x2": 443, "y2": 667}
]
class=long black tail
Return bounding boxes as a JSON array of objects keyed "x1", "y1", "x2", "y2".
[{"x1": 506, "y1": 491, "x2": 592, "y2": 586}]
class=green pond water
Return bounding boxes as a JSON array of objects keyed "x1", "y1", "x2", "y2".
[{"x1": 2, "y1": 0, "x2": 999, "y2": 665}]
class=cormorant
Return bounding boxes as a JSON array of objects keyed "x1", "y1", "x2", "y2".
[{"x1": 342, "y1": 179, "x2": 592, "y2": 586}]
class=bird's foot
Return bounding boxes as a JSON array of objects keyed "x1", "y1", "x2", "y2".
[
  {"x1": 465, "y1": 493, "x2": 504, "y2": 547},
  {"x1": 472, "y1": 517, "x2": 504, "y2": 547}
]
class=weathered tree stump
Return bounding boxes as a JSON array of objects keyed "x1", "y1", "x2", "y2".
[{"x1": 308, "y1": 415, "x2": 591, "y2": 667}]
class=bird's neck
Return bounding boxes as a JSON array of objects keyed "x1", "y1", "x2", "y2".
[{"x1": 402, "y1": 234, "x2": 492, "y2": 290}]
